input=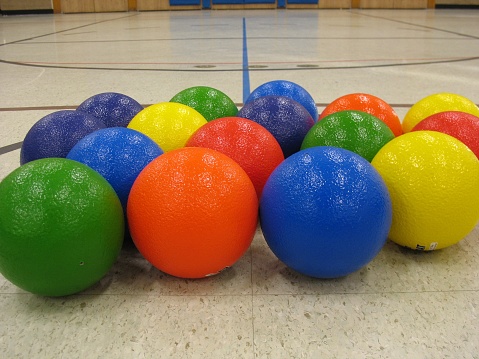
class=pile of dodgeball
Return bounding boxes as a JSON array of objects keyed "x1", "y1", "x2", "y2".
[{"x1": 1, "y1": 80, "x2": 479, "y2": 297}]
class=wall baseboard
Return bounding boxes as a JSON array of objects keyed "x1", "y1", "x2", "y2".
[
  {"x1": 436, "y1": 4, "x2": 479, "y2": 8},
  {"x1": 1, "y1": 9, "x2": 54, "y2": 15}
]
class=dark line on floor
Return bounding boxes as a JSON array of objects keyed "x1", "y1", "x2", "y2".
[
  {"x1": 350, "y1": 10, "x2": 479, "y2": 40},
  {"x1": 0, "y1": 142, "x2": 22, "y2": 155},
  {"x1": 0, "y1": 105, "x2": 77, "y2": 112},
  {"x1": 10, "y1": 36, "x2": 476, "y2": 45},
  {"x1": 1, "y1": 56, "x2": 478, "y2": 72},
  {"x1": 0, "y1": 103, "x2": 415, "y2": 113},
  {"x1": 0, "y1": 13, "x2": 139, "y2": 47}
]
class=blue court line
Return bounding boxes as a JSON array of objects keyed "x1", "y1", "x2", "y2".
[{"x1": 242, "y1": 17, "x2": 250, "y2": 104}]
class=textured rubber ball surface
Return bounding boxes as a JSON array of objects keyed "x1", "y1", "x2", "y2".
[
  {"x1": 127, "y1": 147, "x2": 258, "y2": 279},
  {"x1": 20, "y1": 110, "x2": 106, "y2": 165},
  {"x1": 402, "y1": 93, "x2": 479, "y2": 133},
  {"x1": 245, "y1": 80, "x2": 318, "y2": 122},
  {"x1": 319, "y1": 93, "x2": 403, "y2": 137},
  {"x1": 372, "y1": 131, "x2": 479, "y2": 251},
  {"x1": 127, "y1": 102, "x2": 207, "y2": 152},
  {"x1": 301, "y1": 110, "x2": 395, "y2": 162},
  {"x1": 260, "y1": 146, "x2": 392, "y2": 278},
  {"x1": 170, "y1": 86, "x2": 238, "y2": 122},
  {"x1": 412, "y1": 111, "x2": 479, "y2": 159},
  {"x1": 0, "y1": 158, "x2": 124, "y2": 297},
  {"x1": 67, "y1": 127, "x2": 163, "y2": 209},
  {"x1": 186, "y1": 116, "x2": 284, "y2": 198},
  {"x1": 237, "y1": 95, "x2": 314, "y2": 158},
  {"x1": 77, "y1": 92, "x2": 144, "y2": 128}
]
